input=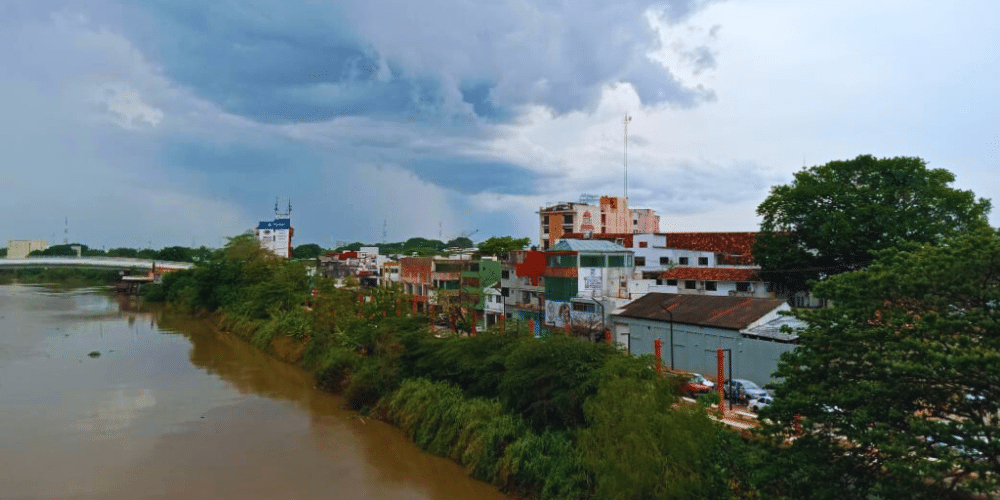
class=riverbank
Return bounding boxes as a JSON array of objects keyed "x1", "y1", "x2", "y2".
[{"x1": 141, "y1": 235, "x2": 758, "y2": 500}]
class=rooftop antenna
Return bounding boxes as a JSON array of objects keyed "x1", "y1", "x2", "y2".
[
  {"x1": 623, "y1": 114, "x2": 632, "y2": 200},
  {"x1": 63, "y1": 216, "x2": 68, "y2": 245},
  {"x1": 274, "y1": 197, "x2": 292, "y2": 218},
  {"x1": 382, "y1": 219, "x2": 387, "y2": 243}
]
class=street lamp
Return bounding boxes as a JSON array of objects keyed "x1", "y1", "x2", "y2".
[{"x1": 659, "y1": 301, "x2": 675, "y2": 371}]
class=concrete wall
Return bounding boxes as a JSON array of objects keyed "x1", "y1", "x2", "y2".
[
  {"x1": 7, "y1": 240, "x2": 48, "y2": 259},
  {"x1": 614, "y1": 316, "x2": 797, "y2": 385}
]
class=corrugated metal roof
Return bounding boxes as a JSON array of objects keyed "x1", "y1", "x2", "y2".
[
  {"x1": 742, "y1": 315, "x2": 805, "y2": 342},
  {"x1": 661, "y1": 232, "x2": 757, "y2": 265},
  {"x1": 612, "y1": 293, "x2": 788, "y2": 331},
  {"x1": 550, "y1": 239, "x2": 629, "y2": 252}
]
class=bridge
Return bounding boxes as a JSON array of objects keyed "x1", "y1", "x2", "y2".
[{"x1": 0, "y1": 257, "x2": 195, "y2": 275}]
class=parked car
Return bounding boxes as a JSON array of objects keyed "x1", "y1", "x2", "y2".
[
  {"x1": 681, "y1": 375, "x2": 711, "y2": 396},
  {"x1": 724, "y1": 379, "x2": 769, "y2": 404},
  {"x1": 749, "y1": 395, "x2": 773, "y2": 412},
  {"x1": 689, "y1": 374, "x2": 715, "y2": 390}
]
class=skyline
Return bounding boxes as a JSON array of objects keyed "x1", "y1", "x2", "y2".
[{"x1": 3, "y1": 0, "x2": 999, "y2": 249}]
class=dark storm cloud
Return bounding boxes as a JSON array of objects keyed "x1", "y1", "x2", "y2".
[{"x1": 122, "y1": 0, "x2": 724, "y2": 123}]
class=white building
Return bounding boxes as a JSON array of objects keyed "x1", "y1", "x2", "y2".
[
  {"x1": 256, "y1": 218, "x2": 293, "y2": 258},
  {"x1": 6, "y1": 239, "x2": 48, "y2": 259}
]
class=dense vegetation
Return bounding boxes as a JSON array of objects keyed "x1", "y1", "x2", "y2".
[
  {"x1": 760, "y1": 227, "x2": 1000, "y2": 499},
  {"x1": 145, "y1": 233, "x2": 752, "y2": 500},
  {"x1": 754, "y1": 155, "x2": 991, "y2": 295}
]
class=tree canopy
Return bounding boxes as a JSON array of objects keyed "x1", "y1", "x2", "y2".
[
  {"x1": 759, "y1": 227, "x2": 1000, "y2": 498},
  {"x1": 753, "y1": 155, "x2": 991, "y2": 294},
  {"x1": 292, "y1": 243, "x2": 325, "y2": 259},
  {"x1": 478, "y1": 236, "x2": 531, "y2": 257}
]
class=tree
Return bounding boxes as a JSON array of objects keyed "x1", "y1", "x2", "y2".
[
  {"x1": 292, "y1": 243, "x2": 324, "y2": 259},
  {"x1": 156, "y1": 246, "x2": 194, "y2": 262},
  {"x1": 107, "y1": 247, "x2": 139, "y2": 258},
  {"x1": 445, "y1": 236, "x2": 473, "y2": 248},
  {"x1": 759, "y1": 227, "x2": 1000, "y2": 498},
  {"x1": 478, "y1": 236, "x2": 531, "y2": 257},
  {"x1": 754, "y1": 155, "x2": 991, "y2": 295}
]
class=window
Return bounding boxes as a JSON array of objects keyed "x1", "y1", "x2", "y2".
[
  {"x1": 608, "y1": 255, "x2": 625, "y2": 267},
  {"x1": 601, "y1": 214, "x2": 606, "y2": 223},
  {"x1": 522, "y1": 291, "x2": 531, "y2": 304},
  {"x1": 698, "y1": 257, "x2": 708, "y2": 266},
  {"x1": 705, "y1": 281, "x2": 717, "y2": 291},
  {"x1": 564, "y1": 214, "x2": 574, "y2": 224},
  {"x1": 667, "y1": 279, "x2": 677, "y2": 286},
  {"x1": 736, "y1": 282, "x2": 750, "y2": 292},
  {"x1": 580, "y1": 255, "x2": 605, "y2": 267},
  {"x1": 659, "y1": 256, "x2": 670, "y2": 265},
  {"x1": 655, "y1": 279, "x2": 662, "y2": 285},
  {"x1": 639, "y1": 241, "x2": 648, "y2": 248},
  {"x1": 543, "y1": 241, "x2": 550, "y2": 250},
  {"x1": 685, "y1": 280, "x2": 696, "y2": 289},
  {"x1": 548, "y1": 254, "x2": 576, "y2": 267},
  {"x1": 679, "y1": 257, "x2": 689, "y2": 265},
  {"x1": 501, "y1": 270, "x2": 510, "y2": 279},
  {"x1": 542, "y1": 215, "x2": 549, "y2": 224},
  {"x1": 573, "y1": 302, "x2": 595, "y2": 313},
  {"x1": 635, "y1": 256, "x2": 646, "y2": 266}
]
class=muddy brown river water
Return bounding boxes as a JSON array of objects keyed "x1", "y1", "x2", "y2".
[{"x1": 0, "y1": 284, "x2": 512, "y2": 500}]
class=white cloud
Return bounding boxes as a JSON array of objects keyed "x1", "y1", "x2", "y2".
[{"x1": 95, "y1": 84, "x2": 164, "y2": 129}]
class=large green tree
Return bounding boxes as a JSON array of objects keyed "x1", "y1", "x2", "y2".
[
  {"x1": 478, "y1": 236, "x2": 531, "y2": 257},
  {"x1": 759, "y1": 227, "x2": 1000, "y2": 499},
  {"x1": 292, "y1": 243, "x2": 324, "y2": 259},
  {"x1": 754, "y1": 155, "x2": 991, "y2": 295}
]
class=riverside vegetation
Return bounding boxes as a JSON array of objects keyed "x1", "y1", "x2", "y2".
[{"x1": 143, "y1": 233, "x2": 756, "y2": 500}]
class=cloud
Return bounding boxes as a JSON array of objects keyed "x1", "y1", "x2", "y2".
[
  {"x1": 123, "y1": 0, "x2": 725, "y2": 123},
  {"x1": 95, "y1": 84, "x2": 164, "y2": 129}
]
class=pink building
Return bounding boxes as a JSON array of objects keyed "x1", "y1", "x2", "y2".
[{"x1": 538, "y1": 195, "x2": 659, "y2": 250}]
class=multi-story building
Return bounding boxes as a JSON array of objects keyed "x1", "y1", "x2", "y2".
[
  {"x1": 256, "y1": 218, "x2": 293, "y2": 258},
  {"x1": 483, "y1": 284, "x2": 504, "y2": 329},
  {"x1": 398, "y1": 256, "x2": 500, "y2": 328},
  {"x1": 7, "y1": 239, "x2": 48, "y2": 259},
  {"x1": 500, "y1": 250, "x2": 548, "y2": 335},
  {"x1": 543, "y1": 239, "x2": 634, "y2": 337},
  {"x1": 538, "y1": 195, "x2": 659, "y2": 250}
]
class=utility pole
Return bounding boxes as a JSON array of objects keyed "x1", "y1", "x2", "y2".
[{"x1": 623, "y1": 114, "x2": 632, "y2": 233}]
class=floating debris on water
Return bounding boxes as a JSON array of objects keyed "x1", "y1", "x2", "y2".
[{"x1": 87, "y1": 351, "x2": 101, "y2": 358}]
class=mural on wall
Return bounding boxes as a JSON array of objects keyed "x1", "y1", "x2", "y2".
[{"x1": 545, "y1": 300, "x2": 572, "y2": 327}]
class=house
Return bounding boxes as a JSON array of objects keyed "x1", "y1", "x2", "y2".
[
  {"x1": 543, "y1": 238, "x2": 634, "y2": 337},
  {"x1": 483, "y1": 284, "x2": 504, "y2": 329},
  {"x1": 538, "y1": 195, "x2": 659, "y2": 250},
  {"x1": 398, "y1": 255, "x2": 500, "y2": 329},
  {"x1": 610, "y1": 293, "x2": 804, "y2": 385}
]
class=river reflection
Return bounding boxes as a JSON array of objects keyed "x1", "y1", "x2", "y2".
[{"x1": 0, "y1": 285, "x2": 510, "y2": 500}]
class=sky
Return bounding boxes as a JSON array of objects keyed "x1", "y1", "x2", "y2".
[{"x1": 2, "y1": 0, "x2": 999, "y2": 250}]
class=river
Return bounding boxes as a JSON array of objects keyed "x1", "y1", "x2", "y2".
[{"x1": 0, "y1": 284, "x2": 512, "y2": 500}]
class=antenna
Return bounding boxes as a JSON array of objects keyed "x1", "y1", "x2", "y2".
[
  {"x1": 623, "y1": 114, "x2": 632, "y2": 200},
  {"x1": 382, "y1": 219, "x2": 387, "y2": 243},
  {"x1": 274, "y1": 197, "x2": 292, "y2": 218},
  {"x1": 274, "y1": 197, "x2": 279, "y2": 216},
  {"x1": 439, "y1": 221, "x2": 443, "y2": 239},
  {"x1": 63, "y1": 216, "x2": 68, "y2": 245}
]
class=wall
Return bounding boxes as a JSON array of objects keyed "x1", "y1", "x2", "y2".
[
  {"x1": 615, "y1": 316, "x2": 796, "y2": 385},
  {"x1": 7, "y1": 240, "x2": 48, "y2": 259}
]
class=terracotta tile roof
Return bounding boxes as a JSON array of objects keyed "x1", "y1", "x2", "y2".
[
  {"x1": 613, "y1": 293, "x2": 787, "y2": 331},
  {"x1": 659, "y1": 267, "x2": 762, "y2": 282},
  {"x1": 661, "y1": 232, "x2": 757, "y2": 265}
]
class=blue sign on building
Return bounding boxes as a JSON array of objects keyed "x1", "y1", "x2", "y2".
[{"x1": 257, "y1": 218, "x2": 291, "y2": 230}]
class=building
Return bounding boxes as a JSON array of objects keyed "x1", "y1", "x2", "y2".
[
  {"x1": 538, "y1": 195, "x2": 659, "y2": 250},
  {"x1": 500, "y1": 249, "x2": 548, "y2": 335},
  {"x1": 483, "y1": 284, "x2": 504, "y2": 329},
  {"x1": 543, "y1": 239, "x2": 634, "y2": 337},
  {"x1": 7, "y1": 239, "x2": 48, "y2": 259},
  {"x1": 256, "y1": 218, "x2": 293, "y2": 258},
  {"x1": 610, "y1": 293, "x2": 803, "y2": 384}
]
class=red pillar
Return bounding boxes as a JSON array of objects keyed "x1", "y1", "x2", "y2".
[
  {"x1": 470, "y1": 310, "x2": 477, "y2": 337},
  {"x1": 654, "y1": 339, "x2": 662, "y2": 375},
  {"x1": 717, "y1": 349, "x2": 726, "y2": 407},
  {"x1": 605, "y1": 329, "x2": 612, "y2": 350},
  {"x1": 528, "y1": 319, "x2": 535, "y2": 337},
  {"x1": 499, "y1": 315, "x2": 505, "y2": 333}
]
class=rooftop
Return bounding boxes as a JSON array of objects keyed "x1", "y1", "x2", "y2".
[
  {"x1": 549, "y1": 239, "x2": 630, "y2": 253},
  {"x1": 612, "y1": 293, "x2": 788, "y2": 331},
  {"x1": 659, "y1": 267, "x2": 762, "y2": 282},
  {"x1": 660, "y1": 232, "x2": 757, "y2": 265}
]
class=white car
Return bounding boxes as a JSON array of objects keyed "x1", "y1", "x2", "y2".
[
  {"x1": 689, "y1": 374, "x2": 715, "y2": 390},
  {"x1": 749, "y1": 395, "x2": 773, "y2": 412}
]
